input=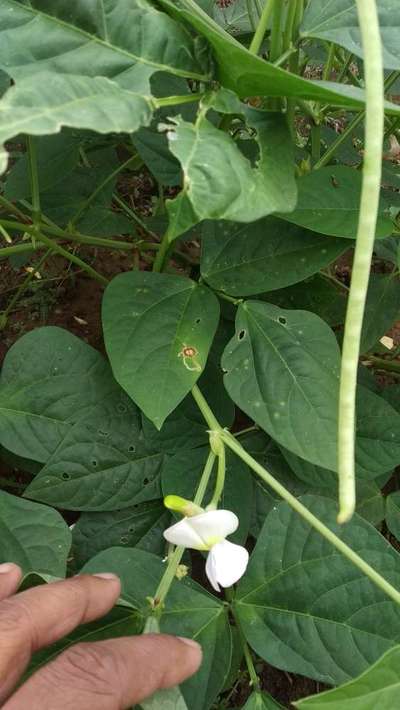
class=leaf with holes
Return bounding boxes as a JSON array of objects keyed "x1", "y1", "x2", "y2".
[
  {"x1": 102, "y1": 272, "x2": 220, "y2": 428},
  {"x1": 82, "y1": 548, "x2": 232, "y2": 710},
  {"x1": 301, "y1": 0, "x2": 400, "y2": 71},
  {"x1": 235, "y1": 496, "x2": 400, "y2": 685},
  {"x1": 201, "y1": 217, "x2": 349, "y2": 296},
  {"x1": 0, "y1": 491, "x2": 71, "y2": 576},
  {"x1": 222, "y1": 302, "x2": 341, "y2": 471}
]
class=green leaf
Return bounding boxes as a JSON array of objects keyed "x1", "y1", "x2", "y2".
[
  {"x1": 133, "y1": 126, "x2": 182, "y2": 186},
  {"x1": 295, "y1": 646, "x2": 400, "y2": 709},
  {"x1": 141, "y1": 685, "x2": 189, "y2": 710},
  {"x1": 0, "y1": 0, "x2": 210, "y2": 86},
  {"x1": 4, "y1": 132, "x2": 80, "y2": 200},
  {"x1": 102, "y1": 272, "x2": 220, "y2": 428},
  {"x1": 82, "y1": 548, "x2": 232, "y2": 710},
  {"x1": 72, "y1": 501, "x2": 170, "y2": 569},
  {"x1": 360, "y1": 275, "x2": 400, "y2": 353},
  {"x1": 201, "y1": 217, "x2": 349, "y2": 296},
  {"x1": 0, "y1": 326, "x2": 116, "y2": 463},
  {"x1": 166, "y1": 109, "x2": 296, "y2": 239},
  {"x1": 386, "y1": 491, "x2": 400, "y2": 540},
  {"x1": 235, "y1": 496, "x2": 400, "y2": 685},
  {"x1": 0, "y1": 491, "x2": 71, "y2": 576},
  {"x1": 301, "y1": 0, "x2": 400, "y2": 71},
  {"x1": 277, "y1": 167, "x2": 393, "y2": 239},
  {"x1": 222, "y1": 302, "x2": 341, "y2": 471},
  {"x1": 160, "y1": 0, "x2": 400, "y2": 113},
  {"x1": 24, "y1": 388, "x2": 164, "y2": 511},
  {"x1": 355, "y1": 387, "x2": 400, "y2": 478},
  {"x1": 263, "y1": 274, "x2": 347, "y2": 326},
  {"x1": 243, "y1": 691, "x2": 284, "y2": 709},
  {"x1": 0, "y1": 73, "x2": 153, "y2": 176},
  {"x1": 161, "y1": 446, "x2": 253, "y2": 544}
]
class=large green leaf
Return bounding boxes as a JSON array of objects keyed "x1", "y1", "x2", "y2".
[
  {"x1": 235, "y1": 496, "x2": 400, "y2": 685},
  {"x1": 360, "y1": 274, "x2": 400, "y2": 353},
  {"x1": 102, "y1": 272, "x2": 220, "y2": 428},
  {"x1": 0, "y1": 0, "x2": 210, "y2": 86},
  {"x1": 166, "y1": 108, "x2": 296, "y2": 239},
  {"x1": 263, "y1": 274, "x2": 347, "y2": 326},
  {"x1": 0, "y1": 73, "x2": 153, "y2": 176},
  {"x1": 82, "y1": 548, "x2": 232, "y2": 710},
  {"x1": 0, "y1": 491, "x2": 71, "y2": 576},
  {"x1": 277, "y1": 167, "x2": 393, "y2": 239},
  {"x1": 201, "y1": 217, "x2": 349, "y2": 296},
  {"x1": 301, "y1": 0, "x2": 400, "y2": 71},
  {"x1": 72, "y1": 501, "x2": 170, "y2": 569},
  {"x1": 24, "y1": 388, "x2": 164, "y2": 511},
  {"x1": 161, "y1": 446, "x2": 253, "y2": 544},
  {"x1": 160, "y1": 0, "x2": 400, "y2": 113},
  {"x1": 295, "y1": 646, "x2": 400, "y2": 709},
  {"x1": 222, "y1": 302, "x2": 340, "y2": 471},
  {"x1": 0, "y1": 327, "x2": 115, "y2": 462}
]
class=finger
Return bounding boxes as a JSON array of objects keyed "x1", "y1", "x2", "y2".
[
  {"x1": 0, "y1": 564, "x2": 22, "y2": 601},
  {"x1": 0, "y1": 573, "x2": 120, "y2": 703},
  {"x1": 5, "y1": 634, "x2": 202, "y2": 710}
]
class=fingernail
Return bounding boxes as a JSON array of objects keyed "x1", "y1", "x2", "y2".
[
  {"x1": 178, "y1": 637, "x2": 201, "y2": 651},
  {"x1": 0, "y1": 563, "x2": 18, "y2": 574},
  {"x1": 93, "y1": 572, "x2": 120, "y2": 581}
]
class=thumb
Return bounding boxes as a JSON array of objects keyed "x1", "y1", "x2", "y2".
[{"x1": 5, "y1": 634, "x2": 202, "y2": 709}]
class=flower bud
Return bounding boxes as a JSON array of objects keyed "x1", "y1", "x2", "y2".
[{"x1": 164, "y1": 495, "x2": 203, "y2": 517}]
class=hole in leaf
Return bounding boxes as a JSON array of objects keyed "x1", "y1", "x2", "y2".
[
  {"x1": 143, "y1": 477, "x2": 149, "y2": 485},
  {"x1": 278, "y1": 316, "x2": 287, "y2": 325},
  {"x1": 128, "y1": 445, "x2": 136, "y2": 453},
  {"x1": 195, "y1": 318, "x2": 201, "y2": 324},
  {"x1": 238, "y1": 329, "x2": 246, "y2": 341},
  {"x1": 92, "y1": 460, "x2": 98, "y2": 467},
  {"x1": 62, "y1": 473, "x2": 70, "y2": 480}
]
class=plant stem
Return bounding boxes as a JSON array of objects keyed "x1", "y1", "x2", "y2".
[
  {"x1": 337, "y1": 52, "x2": 354, "y2": 83},
  {"x1": 0, "y1": 243, "x2": 39, "y2": 259},
  {"x1": 0, "y1": 194, "x2": 30, "y2": 223},
  {"x1": 337, "y1": 0, "x2": 384, "y2": 524},
  {"x1": 367, "y1": 356, "x2": 400, "y2": 374},
  {"x1": 27, "y1": 137, "x2": 41, "y2": 225},
  {"x1": 221, "y1": 431, "x2": 400, "y2": 605},
  {"x1": 323, "y1": 43, "x2": 336, "y2": 81},
  {"x1": 35, "y1": 231, "x2": 109, "y2": 285},
  {"x1": 246, "y1": 0, "x2": 257, "y2": 32},
  {"x1": 282, "y1": 0, "x2": 298, "y2": 53},
  {"x1": 248, "y1": 0, "x2": 275, "y2": 55},
  {"x1": 69, "y1": 154, "x2": 142, "y2": 227},
  {"x1": 153, "y1": 450, "x2": 216, "y2": 606},
  {"x1": 0, "y1": 248, "x2": 52, "y2": 325},
  {"x1": 152, "y1": 230, "x2": 171, "y2": 272},
  {"x1": 208, "y1": 443, "x2": 226, "y2": 509},
  {"x1": 113, "y1": 194, "x2": 151, "y2": 234},
  {"x1": 154, "y1": 93, "x2": 204, "y2": 109},
  {"x1": 226, "y1": 588, "x2": 260, "y2": 691},
  {"x1": 269, "y1": 0, "x2": 284, "y2": 63},
  {"x1": 191, "y1": 386, "x2": 400, "y2": 605}
]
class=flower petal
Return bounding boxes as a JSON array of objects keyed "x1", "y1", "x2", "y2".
[
  {"x1": 189, "y1": 510, "x2": 239, "y2": 547},
  {"x1": 163, "y1": 518, "x2": 208, "y2": 550},
  {"x1": 206, "y1": 540, "x2": 249, "y2": 590}
]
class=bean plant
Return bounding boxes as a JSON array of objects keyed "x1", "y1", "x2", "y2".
[{"x1": 1, "y1": 0, "x2": 400, "y2": 707}]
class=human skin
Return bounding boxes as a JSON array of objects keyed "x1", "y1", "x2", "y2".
[{"x1": 0, "y1": 563, "x2": 202, "y2": 709}]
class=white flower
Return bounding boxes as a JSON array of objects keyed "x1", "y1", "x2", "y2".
[{"x1": 163, "y1": 509, "x2": 249, "y2": 592}]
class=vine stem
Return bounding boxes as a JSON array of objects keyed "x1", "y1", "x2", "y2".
[
  {"x1": 191, "y1": 387, "x2": 400, "y2": 605},
  {"x1": 153, "y1": 451, "x2": 216, "y2": 607},
  {"x1": 35, "y1": 231, "x2": 109, "y2": 285},
  {"x1": 27, "y1": 137, "x2": 41, "y2": 226},
  {"x1": 248, "y1": 0, "x2": 275, "y2": 55},
  {"x1": 225, "y1": 588, "x2": 260, "y2": 691},
  {"x1": 337, "y1": 0, "x2": 384, "y2": 523}
]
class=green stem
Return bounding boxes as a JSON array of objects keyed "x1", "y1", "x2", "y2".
[
  {"x1": 367, "y1": 356, "x2": 400, "y2": 374},
  {"x1": 69, "y1": 154, "x2": 142, "y2": 227},
  {"x1": 226, "y1": 588, "x2": 260, "y2": 691},
  {"x1": 323, "y1": 43, "x2": 336, "y2": 81},
  {"x1": 154, "y1": 93, "x2": 204, "y2": 109},
  {"x1": 0, "y1": 243, "x2": 39, "y2": 259},
  {"x1": 0, "y1": 248, "x2": 52, "y2": 325},
  {"x1": 221, "y1": 431, "x2": 400, "y2": 605},
  {"x1": 191, "y1": 386, "x2": 400, "y2": 605},
  {"x1": 208, "y1": 443, "x2": 226, "y2": 509},
  {"x1": 282, "y1": 0, "x2": 299, "y2": 52},
  {"x1": 246, "y1": 0, "x2": 257, "y2": 32},
  {"x1": 153, "y1": 450, "x2": 216, "y2": 607},
  {"x1": 314, "y1": 70, "x2": 400, "y2": 170},
  {"x1": 0, "y1": 194, "x2": 30, "y2": 223},
  {"x1": 152, "y1": 230, "x2": 171, "y2": 273},
  {"x1": 337, "y1": 52, "x2": 354, "y2": 83},
  {"x1": 27, "y1": 137, "x2": 41, "y2": 225},
  {"x1": 337, "y1": 0, "x2": 385, "y2": 523},
  {"x1": 113, "y1": 194, "x2": 152, "y2": 234},
  {"x1": 248, "y1": 0, "x2": 275, "y2": 55},
  {"x1": 269, "y1": 0, "x2": 284, "y2": 63},
  {"x1": 35, "y1": 231, "x2": 109, "y2": 285}
]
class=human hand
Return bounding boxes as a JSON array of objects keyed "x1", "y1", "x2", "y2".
[{"x1": 0, "y1": 563, "x2": 202, "y2": 709}]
